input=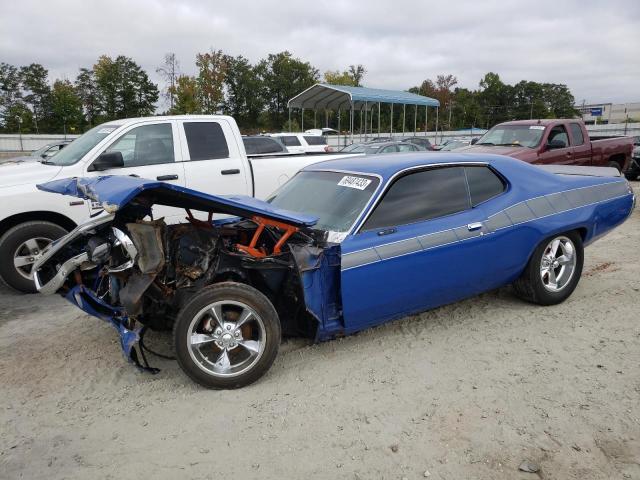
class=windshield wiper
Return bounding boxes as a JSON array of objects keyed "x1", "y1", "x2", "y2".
[
  {"x1": 495, "y1": 143, "x2": 523, "y2": 147},
  {"x1": 475, "y1": 142, "x2": 495, "y2": 146},
  {"x1": 39, "y1": 160, "x2": 56, "y2": 165}
]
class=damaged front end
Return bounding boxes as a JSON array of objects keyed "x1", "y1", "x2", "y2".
[{"x1": 33, "y1": 176, "x2": 343, "y2": 373}]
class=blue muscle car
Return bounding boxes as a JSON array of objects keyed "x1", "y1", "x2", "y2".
[{"x1": 33, "y1": 153, "x2": 635, "y2": 388}]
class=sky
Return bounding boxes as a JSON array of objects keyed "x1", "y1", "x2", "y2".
[{"x1": 1, "y1": 0, "x2": 639, "y2": 109}]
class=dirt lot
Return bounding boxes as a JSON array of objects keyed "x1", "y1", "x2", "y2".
[{"x1": 1, "y1": 184, "x2": 639, "y2": 480}]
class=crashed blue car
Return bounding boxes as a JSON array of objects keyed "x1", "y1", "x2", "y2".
[{"x1": 33, "y1": 154, "x2": 635, "y2": 388}]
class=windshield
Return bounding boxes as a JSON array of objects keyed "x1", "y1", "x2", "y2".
[
  {"x1": 44, "y1": 124, "x2": 120, "y2": 166},
  {"x1": 267, "y1": 171, "x2": 379, "y2": 233},
  {"x1": 476, "y1": 124, "x2": 544, "y2": 148},
  {"x1": 341, "y1": 144, "x2": 365, "y2": 153}
]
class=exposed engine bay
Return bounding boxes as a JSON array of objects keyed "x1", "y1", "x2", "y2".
[{"x1": 33, "y1": 180, "x2": 343, "y2": 373}]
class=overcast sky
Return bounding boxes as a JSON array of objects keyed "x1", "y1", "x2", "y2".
[{"x1": 2, "y1": 0, "x2": 639, "y2": 108}]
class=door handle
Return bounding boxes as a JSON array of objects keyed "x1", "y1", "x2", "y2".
[
  {"x1": 467, "y1": 222, "x2": 483, "y2": 231},
  {"x1": 377, "y1": 227, "x2": 397, "y2": 236},
  {"x1": 221, "y1": 169, "x2": 240, "y2": 175},
  {"x1": 156, "y1": 174, "x2": 179, "y2": 181}
]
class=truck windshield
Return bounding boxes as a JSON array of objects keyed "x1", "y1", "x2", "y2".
[
  {"x1": 43, "y1": 124, "x2": 121, "y2": 166},
  {"x1": 477, "y1": 125, "x2": 544, "y2": 148},
  {"x1": 267, "y1": 171, "x2": 379, "y2": 233}
]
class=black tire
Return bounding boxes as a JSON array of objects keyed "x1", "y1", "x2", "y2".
[
  {"x1": 607, "y1": 160, "x2": 621, "y2": 173},
  {"x1": 0, "y1": 221, "x2": 68, "y2": 293},
  {"x1": 513, "y1": 230, "x2": 584, "y2": 306},
  {"x1": 625, "y1": 171, "x2": 638, "y2": 181},
  {"x1": 174, "y1": 282, "x2": 281, "y2": 389}
]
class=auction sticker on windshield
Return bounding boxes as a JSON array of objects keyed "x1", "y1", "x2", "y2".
[
  {"x1": 338, "y1": 175, "x2": 372, "y2": 190},
  {"x1": 529, "y1": 125, "x2": 545, "y2": 130}
]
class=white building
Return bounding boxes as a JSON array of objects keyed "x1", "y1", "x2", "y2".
[{"x1": 576, "y1": 102, "x2": 640, "y2": 124}]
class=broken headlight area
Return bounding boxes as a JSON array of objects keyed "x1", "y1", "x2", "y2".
[{"x1": 33, "y1": 206, "x2": 339, "y2": 372}]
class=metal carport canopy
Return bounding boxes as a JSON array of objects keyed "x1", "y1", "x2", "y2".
[{"x1": 287, "y1": 83, "x2": 440, "y2": 110}]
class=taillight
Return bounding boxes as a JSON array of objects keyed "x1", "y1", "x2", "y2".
[{"x1": 325, "y1": 145, "x2": 333, "y2": 153}]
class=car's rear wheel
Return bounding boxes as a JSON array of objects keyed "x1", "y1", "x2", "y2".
[
  {"x1": 513, "y1": 231, "x2": 584, "y2": 305},
  {"x1": 174, "y1": 282, "x2": 281, "y2": 389},
  {"x1": 0, "y1": 221, "x2": 68, "y2": 293}
]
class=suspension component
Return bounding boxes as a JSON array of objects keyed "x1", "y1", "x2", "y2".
[{"x1": 235, "y1": 216, "x2": 299, "y2": 258}]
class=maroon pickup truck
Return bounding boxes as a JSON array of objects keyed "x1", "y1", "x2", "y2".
[{"x1": 459, "y1": 119, "x2": 633, "y2": 173}]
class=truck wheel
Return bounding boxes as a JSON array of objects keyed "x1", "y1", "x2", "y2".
[
  {"x1": 174, "y1": 282, "x2": 281, "y2": 389},
  {"x1": 0, "y1": 221, "x2": 68, "y2": 293},
  {"x1": 513, "y1": 231, "x2": 584, "y2": 306},
  {"x1": 607, "y1": 161, "x2": 621, "y2": 173},
  {"x1": 625, "y1": 171, "x2": 638, "y2": 181}
]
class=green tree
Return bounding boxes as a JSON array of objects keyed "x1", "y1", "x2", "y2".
[
  {"x1": 223, "y1": 55, "x2": 265, "y2": 128},
  {"x1": 348, "y1": 64, "x2": 366, "y2": 86},
  {"x1": 196, "y1": 49, "x2": 227, "y2": 114},
  {"x1": 170, "y1": 75, "x2": 200, "y2": 114},
  {"x1": 50, "y1": 79, "x2": 83, "y2": 135},
  {"x1": 259, "y1": 51, "x2": 319, "y2": 129},
  {"x1": 323, "y1": 64, "x2": 366, "y2": 87},
  {"x1": 0, "y1": 62, "x2": 22, "y2": 131},
  {"x1": 20, "y1": 63, "x2": 51, "y2": 133},
  {"x1": 75, "y1": 68, "x2": 101, "y2": 128}
]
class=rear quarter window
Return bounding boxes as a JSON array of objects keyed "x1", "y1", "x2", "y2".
[
  {"x1": 569, "y1": 123, "x2": 584, "y2": 146},
  {"x1": 303, "y1": 136, "x2": 327, "y2": 146},
  {"x1": 464, "y1": 166, "x2": 505, "y2": 206},
  {"x1": 280, "y1": 136, "x2": 301, "y2": 147},
  {"x1": 243, "y1": 137, "x2": 285, "y2": 154},
  {"x1": 184, "y1": 122, "x2": 229, "y2": 160}
]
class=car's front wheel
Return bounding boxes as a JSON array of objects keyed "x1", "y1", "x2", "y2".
[
  {"x1": 174, "y1": 282, "x2": 281, "y2": 389},
  {"x1": 0, "y1": 221, "x2": 68, "y2": 293},
  {"x1": 513, "y1": 231, "x2": 584, "y2": 305}
]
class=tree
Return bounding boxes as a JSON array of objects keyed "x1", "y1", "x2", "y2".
[
  {"x1": 93, "y1": 55, "x2": 158, "y2": 120},
  {"x1": 348, "y1": 64, "x2": 366, "y2": 86},
  {"x1": 0, "y1": 62, "x2": 22, "y2": 131},
  {"x1": 196, "y1": 49, "x2": 227, "y2": 114},
  {"x1": 170, "y1": 75, "x2": 200, "y2": 114},
  {"x1": 223, "y1": 55, "x2": 265, "y2": 128},
  {"x1": 75, "y1": 68, "x2": 101, "y2": 128},
  {"x1": 20, "y1": 63, "x2": 51, "y2": 133},
  {"x1": 157, "y1": 52, "x2": 180, "y2": 110},
  {"x1": 50, "y1": 79, "x2": 83, "y2": 135},
  {"x1": 259, "y1": 51, "x2": 319, "y2": 129}
]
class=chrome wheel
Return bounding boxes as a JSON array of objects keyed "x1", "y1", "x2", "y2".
[
  {"x1": 540, "y1": 236, "x2": 576, "y2": 292},
  {"x1": 187, "y1": 300, "x2": 266, "y2": 378},
  {"x1": 13, "y1": 237, "x2": 52, "y2": 280}
]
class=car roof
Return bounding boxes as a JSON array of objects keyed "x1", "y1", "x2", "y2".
[
  {"x1": 498, "y1": 119, "x2": 581, "y2": 127},
  {"x1": 304, "y1": 152, "x2": 510, "y2": 180}
]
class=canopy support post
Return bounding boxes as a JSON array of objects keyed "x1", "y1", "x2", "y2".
[
  {"x1": 288, "y1": 107, "x2": 291, "y2": 131},
  {"x1": 402, "y1": 104, "x2": 406, "y2": 135},
  {"x1": 301, "y1": 108, "x2": 304, "y2": 132},
  {"x1": 350, "y1": 103, "x2": 354, "y2": 144},
  {"x1": 425, "y1": 106, "x2": 428, "y2": 137},
  {"x1": 364, "y1": 101, "x2": 368, "y2": 142},
  {"x1": 435, "y1": 106, "x2": 439, "y2": 144},
  {"x1": 390, "y1": 103, "x2": 394, "y2": 137},
  {"x1": 338, "y1": 108, "x2": 341, "y2": 147},
  {"x1": 378, "y1": 102, "x2": 381, "y2": 138},
  {"x1": 313, "y1": 110, "x2": 316, "y2": 129}
]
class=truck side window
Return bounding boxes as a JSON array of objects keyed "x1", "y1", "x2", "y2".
[
  {"x1": 184, "y1": 122, "x2": 229, "y2": 161},
  {"x1": 569, "y1": 124, "x2": 584, "y2": 146},
  {"x1": 547, "y1": 125, "x2": 569, "y2": 148},
  {"x1": 107, "y1": 123, "x2": 174, "y2": 167}
]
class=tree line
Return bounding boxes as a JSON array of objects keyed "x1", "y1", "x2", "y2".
[{"x1": 0, "y1": 49, "x2": 579, "y2": 135}]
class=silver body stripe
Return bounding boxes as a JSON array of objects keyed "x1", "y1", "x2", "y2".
[{"x1": 341, "y1": 181, "x2": 630, "y2": 271}]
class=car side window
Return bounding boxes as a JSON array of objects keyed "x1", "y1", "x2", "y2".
[
  {"x1": 465, "y1": 166, "x2": 505, "y2": 206},
  {"x1": 381, "y1": 145, "x2": 397, "y2": 153},
  {"x1": 397, "y1": 144, "x2": 414, "y2": 152},
  {"x1": 107, "y1": 123, "x2": 174, "y2": 167},
  {"x1": 547, "y1": 125, "x2": 569, "y2": 147},
  {"x1": 362, "y1": 167, "x2": 470, "y2": 231},
  {"x1": 303, "y1": 136, "x2": 326, "y2": 146},
  {"x1": 280, "y1": 136, "x2": 301, "y2": 147},
  {"x1": 184, "y1": 122, "x2": 229, "y2": 160},
  {"x1": 569, "y1": 124, "x2": 584, "y2": 146}
]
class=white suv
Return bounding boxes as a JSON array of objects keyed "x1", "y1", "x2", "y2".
[{"x1": 267, "y1": 133, "x2": 332, "y2": 154}]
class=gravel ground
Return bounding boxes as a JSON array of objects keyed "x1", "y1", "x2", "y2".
[{"x1": 1, "y1": 183, "x2": 639, "y2": 480}]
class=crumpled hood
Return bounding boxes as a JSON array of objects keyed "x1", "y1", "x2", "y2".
[
  {"x1": 38, "y1": 175, "x2": 319, "y2": 228},
  {"x1": 0, "y1": 161, "x2": 62, "y2": 188}
]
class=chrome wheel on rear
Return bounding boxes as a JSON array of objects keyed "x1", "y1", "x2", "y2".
[
  {"x1": 540, "y1": 236, "x2": 576, "y2": 292},
  {"x1": 13, "y1": 237, "x2": 52, "y2": 280},
  {"x1": 187, "y1": 300, "x2": 266, "y2": 378}
]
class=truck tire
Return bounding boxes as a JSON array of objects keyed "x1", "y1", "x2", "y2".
[
  {"x1": 607, "y1": 160, "x2": 621, "y2": 173},
  {"x1": 0, "y1": 221, "x2": 68, "y2": 293},
  {"x1": 174, "y1": 282, "x2": 281, "y2": 389},
  {"x1": 513, "y1": 231, "x2": 584, "y2": 306}
]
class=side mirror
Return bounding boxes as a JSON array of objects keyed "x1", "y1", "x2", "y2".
[
  {"x1": 470, "y1": 138, "x2": 479, "y2": 145},
  {"x1": 546, "y1": 139, "x2": 567, "y2": 150},
  {"x1": 89, "y1": 151, "x2": 124, "y2": 171}
]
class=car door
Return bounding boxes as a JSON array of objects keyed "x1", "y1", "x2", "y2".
[
  {"x1": 340, "y1": 165, "x2": 503, "y2": 332},
  {"x1": 539, "y1": 124, "x2": 573, "y2": 165},
  {"x1": 85, "y1": 120, "x2": 186, "y2": 221}
]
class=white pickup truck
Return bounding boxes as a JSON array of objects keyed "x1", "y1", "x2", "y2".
[{"x1": 0, "y1": 115, "x2": 350, "y2": 292}]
